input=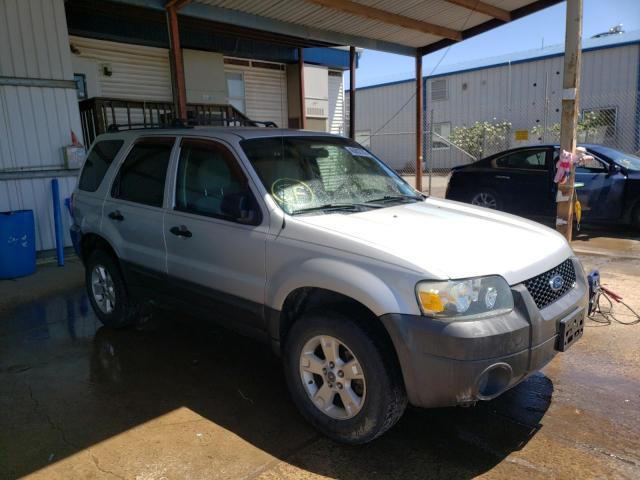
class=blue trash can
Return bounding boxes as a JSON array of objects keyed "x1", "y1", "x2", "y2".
[{"x1": 0, "y1": 210, "x2": 36, "y2": 279}]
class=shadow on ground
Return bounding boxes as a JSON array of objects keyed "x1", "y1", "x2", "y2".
[{"x1": 0, "y1": 287, "x2": 554, "y2": 479}]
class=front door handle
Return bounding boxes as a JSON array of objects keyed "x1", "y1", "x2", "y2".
[
  {"x1": 170, "y1": 225, "x2": 192, "y2": 238},
  {"x1": 108, "y1": 210, "x2": 124, "y2": 221},
  {"x1": 495, "y1": 175, "x2": 511, "y2": 180}
]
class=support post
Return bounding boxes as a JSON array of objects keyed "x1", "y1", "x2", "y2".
[
  {"x1": 556, "y1": 0, "x2": 582, "y2": 240},
  {"x1": 349, "y1": 46, "x2": 356, "y2": 139},
  {"x1": 415, "y1": 51, "x2": 423, "y2": 192},
  {"x1": 167, "y1": 5, "x2": 187, "y2": 122},
  {"x1": 298, "y1": 47, "x2": 306, "y2": 129}
]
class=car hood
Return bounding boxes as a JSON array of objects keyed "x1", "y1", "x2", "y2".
[{"x1": 292, "y1": 197, "x2": 574, "y2": 285}]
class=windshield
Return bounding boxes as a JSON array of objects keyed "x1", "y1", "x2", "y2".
[
  {"x1": 590, "y1": 145, "x2": 640, "y2": 171},
  {"x1": 241, "y1": 136, "x2": 421, "y2": 214}
]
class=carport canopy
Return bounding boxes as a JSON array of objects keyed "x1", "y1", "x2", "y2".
[{"x1": 113, "y1": 0, "x2": 563, "y2": 189}]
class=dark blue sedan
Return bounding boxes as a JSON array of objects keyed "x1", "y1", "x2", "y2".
[{"x1": 445, "y1": 144, "x2": 640, "y2": 229}]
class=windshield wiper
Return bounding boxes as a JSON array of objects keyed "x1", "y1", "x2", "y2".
[
  {"x1": 365, "y1": 194, "x2": 424, "y2": 204},
  {"x1": 291, "y1": 202, "x2": 383, "y2": 215}
]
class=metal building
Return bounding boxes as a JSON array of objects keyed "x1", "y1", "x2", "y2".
[{"x1": 351, "y1": 29, "x2": 640, "y2": 173}]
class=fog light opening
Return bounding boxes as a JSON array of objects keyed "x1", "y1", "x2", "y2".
[{"x1": 476, "y1": 363, "x2": 513, "y2": 400}]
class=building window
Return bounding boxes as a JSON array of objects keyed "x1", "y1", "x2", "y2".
[
  {"x1": 431, "y1": 79, "x2": 447, "y2": 101},
  {"x1": 431, "y1": 122, "x2": 450, "y2": 150},
  {"x1": 581, "y1": 107, "x2": 616, "y2": 144},
  {"x1": 74, "y1": 73, "x2": 87, "y2": 100},
  {"x1": 226, "y1": 72, "x2": 245, "y2": 113}
]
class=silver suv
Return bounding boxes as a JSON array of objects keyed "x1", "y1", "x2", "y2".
[{"x1": 71, "y1": 127, "x2": 587, "y2": 444}]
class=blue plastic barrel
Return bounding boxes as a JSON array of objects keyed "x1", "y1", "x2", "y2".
[{"x1": 0, "y1": 210, "x2": 36, "y2": 279}]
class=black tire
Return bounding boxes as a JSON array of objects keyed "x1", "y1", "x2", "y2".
[
  {"x1": 85, "y1": 249, "x2": 138, "y2": 328},
  {"x1": 470, "y1": 188, "x2": 502, "y2": 210},
  {"x1": 632, "y1": 203, "x2": 640, "y2": 231},
  {"x1": 283, "y1": 310, "x2": 407, "y2": 444}
]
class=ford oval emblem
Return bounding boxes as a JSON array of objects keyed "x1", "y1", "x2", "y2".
[{"x1": 549, "y1": 274, "x2": 564, "y2": 291}]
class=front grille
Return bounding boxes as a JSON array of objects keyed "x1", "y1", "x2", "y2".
[{"x1": 524, "y1": 259, "x2": 576, "y2": 310}]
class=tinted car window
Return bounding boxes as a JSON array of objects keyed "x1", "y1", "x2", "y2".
[
  {"x1": 78, "y1": 140, "x2": 123, "y2": 192},
  {"x1": 495, "y1": 150, "x2": 547, "y2": 170},
  {"x1": 175, "y1": 139, "x2": 251, "y2": 220},
  {"x1": 112, "y1": 138, "x2": 174, "y2": 207}
]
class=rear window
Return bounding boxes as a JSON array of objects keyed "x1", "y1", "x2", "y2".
[
  {"x1": 78, "y1": 140, "x2": 124, "y2": 192},
  {"x1": 111, "y1": 137, "x2": 174, "y2": 207}
]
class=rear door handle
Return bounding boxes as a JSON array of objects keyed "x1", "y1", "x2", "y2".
[
  {"x1": 108, "y1": 210, "x2": 124, "y2": 221},
  {"x1": 495, "y1": 175, "x2": 511, "y2": 180},
  {"x1": 170, "y1": 225, "x2": 192, "y2": 238}
]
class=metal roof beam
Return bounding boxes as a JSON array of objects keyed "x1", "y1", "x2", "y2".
[
  {"x1": 420, "y1": 0, "x2": 563, "y2": 54},
  {"x1": 305, "y1": 0, "x2": 462, "y2": 41},
  {"x1": 109, "y1": 0, "x2": 418, "y2": 56},
  {"x1": 444, "y1": 0, "x2": 511, "y2": 22}
]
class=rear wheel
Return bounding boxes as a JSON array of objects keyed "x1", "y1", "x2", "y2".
[
  {"x1": 471, "y1": 189, "x2": 502, "y2": 210},
  {"x1": 86, "y1": 250, "x2": 138, "y2": 328},
  {"x1": 284, "y1": 310, "x2": 407, "y2": 444}
]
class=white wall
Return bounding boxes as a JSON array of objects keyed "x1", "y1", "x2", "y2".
[
  {"x1": 0, "y1": 0, "x2": 82, "y2": 251},
  {"x1": 70, "y1": 35, "x2": 173, "y2": 101}
]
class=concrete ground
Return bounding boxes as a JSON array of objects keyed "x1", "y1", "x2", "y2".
[{"x1": 1, "y1": 250, "x2": 639, "y2": 479}]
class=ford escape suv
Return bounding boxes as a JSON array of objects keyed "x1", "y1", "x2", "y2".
[{"x1": 71, "y1": 127, "x2": 587, "y2": 444}]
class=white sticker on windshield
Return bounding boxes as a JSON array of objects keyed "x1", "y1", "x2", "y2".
[{"x1": 345, "y1": 146, "x2": 374, "y2": 158}]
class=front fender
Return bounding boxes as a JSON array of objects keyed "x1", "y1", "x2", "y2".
[{"x1": 267, "y1": 257, "x2": 416, "y2": 318}]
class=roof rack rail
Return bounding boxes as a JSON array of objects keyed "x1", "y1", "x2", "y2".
[{"x1": 106, "y1": 119, "x2": 192, "y2": 133}]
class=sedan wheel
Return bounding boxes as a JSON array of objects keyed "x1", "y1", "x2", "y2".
[
  {"x1": 472, "y1": 191, "x2": 499, "y2": 209},
  {"x1": 299, "y1": 335, "x2": 366, "y2": 420}
]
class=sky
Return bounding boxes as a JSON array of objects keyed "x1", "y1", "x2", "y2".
[{"x1": 348, "y1": 0, "x2": 640, "y2": 88}]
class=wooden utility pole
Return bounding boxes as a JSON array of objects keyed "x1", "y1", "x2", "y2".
[
  {"x1": 415, "y1": 51, "x2": 423, "y2": 192},
  {"x1": 349, "y1": 46, "x2": 356, "y2": 139},
  {"x1": 556, "y1": 0, "x2": 583, "y2": 240},
  {"x1": 166, "y1": 4, "x2": 188, "y2": 122}
]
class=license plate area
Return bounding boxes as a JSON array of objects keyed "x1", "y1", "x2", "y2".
[{"x1": 556, "y1": 308, "x2": 585, "y2": 352}]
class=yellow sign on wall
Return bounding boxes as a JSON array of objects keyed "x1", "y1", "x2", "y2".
[{"x1": 515, "y1": 130, "x2": 529, "y2": 141}]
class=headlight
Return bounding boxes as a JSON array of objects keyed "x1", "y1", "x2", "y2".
[{"x1": 416, "y1": 276, "x2": 513, "y2": 319}]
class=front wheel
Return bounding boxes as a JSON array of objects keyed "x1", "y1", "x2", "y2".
[
  {"x1": 85, "y1": 250, "x2": 139, "y2": 328},
  {"x1": 284, "y1": 310, "x2": 407, "y2": 444}
]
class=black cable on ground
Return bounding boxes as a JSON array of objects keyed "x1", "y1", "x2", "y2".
[{"x1": 588, "y1": 288, "x2": 640, "y2": 325}]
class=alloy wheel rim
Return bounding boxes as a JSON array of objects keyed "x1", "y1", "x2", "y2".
[
  {"x1": 91, "y1": 265, "x2": 116, "y2": 314},
  {"x1": 299, "y1": 335, "x2": 366, "y2": 420},
  {"x1": 472, "y1": 192, "x2": 498, "y2": 209}
]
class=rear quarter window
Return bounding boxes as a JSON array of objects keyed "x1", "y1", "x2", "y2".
[{"x1": 78, "y1": 140, "x2": 124, "y2": 192}]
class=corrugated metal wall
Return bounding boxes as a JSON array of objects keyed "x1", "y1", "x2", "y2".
[
  {"x1": 354, "y1": 43, "x2": 640, "y2": 171},
  {"x1": 328, "y1": 70, "x2": 345, "y2": 135},
  {"x1": 0, "y1": 0, "x2": 82, "y2": 251},
  {"x1": 349, "y1": 81, "x2": 417, "y2": 170},
  {"x1": 70, "y1": 35, "x2": 173, "y2": 101},
  {"x1": 225, "y1": 60, "x2": 288, "y2": 127}
]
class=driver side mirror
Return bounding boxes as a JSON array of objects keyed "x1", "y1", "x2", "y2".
[
  {"x1": 220, "y1": 192, "x2": 260, "y2": 225},
  {"x1": 609, "y1": 163, "x2": 621, "y2": 175}
]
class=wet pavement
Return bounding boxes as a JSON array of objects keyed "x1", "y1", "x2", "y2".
[{"x1": 1, "y1": 256, "x2": 639, "y2": 479}]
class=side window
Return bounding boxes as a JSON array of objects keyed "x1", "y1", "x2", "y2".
[
  {"x1": 576, "y1": 155, "x2": 608, "y2": 173},
  {"x1": 495, "y1": 150, "x2": 547, "y2": 170},
  {"x1": 175, "y1": 139, "x2": 256, "y2": 223},
  {"x1": 111, "y1": 137, "x2": 174, "y2": 207},
  {"x1": 78, "y1": 140, "x2": 124, "y2": 192}
]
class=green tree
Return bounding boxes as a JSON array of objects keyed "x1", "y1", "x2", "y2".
[{"x1": 448, "y1": 120, "x2": 512, "y2": 160}]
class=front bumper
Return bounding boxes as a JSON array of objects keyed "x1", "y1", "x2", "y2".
[{"x1": 380, "y1": 257, "x2": 588, "y2": 408}]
